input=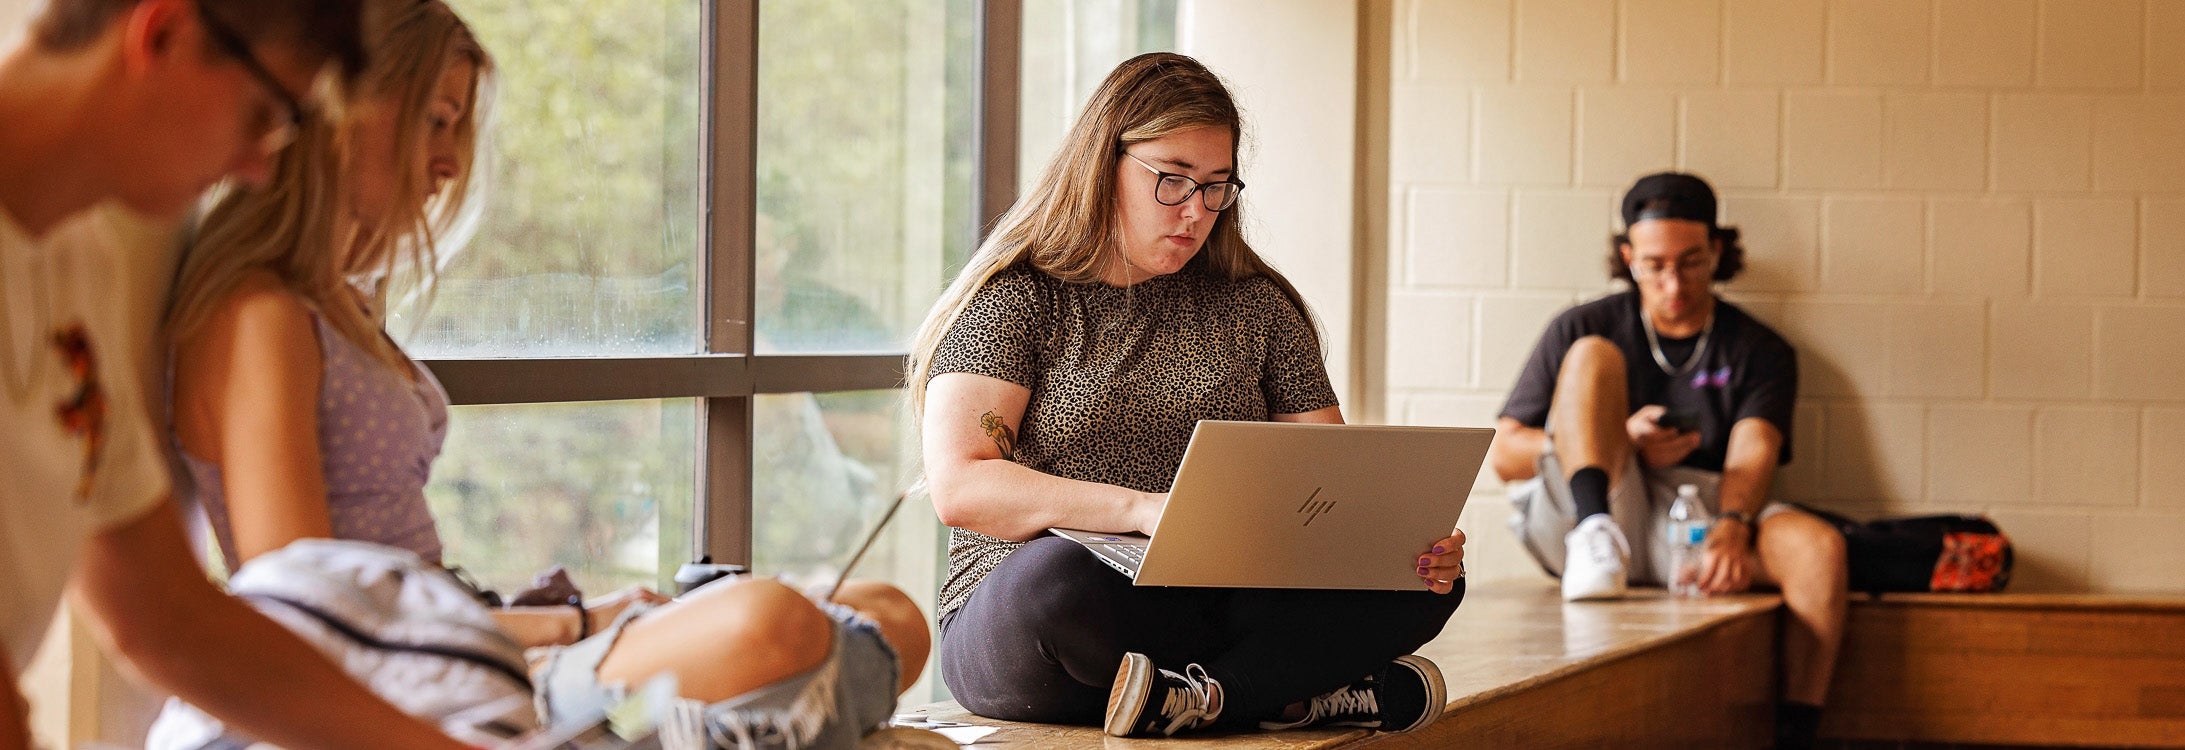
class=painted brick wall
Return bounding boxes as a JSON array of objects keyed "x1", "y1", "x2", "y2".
[{"x1": 1380, "y1": 0, "x2": 2185, "y2": 593}]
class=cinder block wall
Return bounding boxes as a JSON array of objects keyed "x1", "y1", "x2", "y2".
[{"x1": 1378, "y1": 0, "x2": 2185, "y2": 593}]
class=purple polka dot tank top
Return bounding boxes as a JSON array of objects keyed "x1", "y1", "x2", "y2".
[{"x1": 182, "y1": 311, "x2": 448, "y2": 566}]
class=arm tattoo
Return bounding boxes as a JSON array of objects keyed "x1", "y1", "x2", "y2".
[{"x1": 980, "y1": 410, "x2": 1017, "y2": 461}]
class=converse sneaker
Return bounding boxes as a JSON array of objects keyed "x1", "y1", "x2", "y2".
[
  {"x1": 1258, "y1": 655, "x2": 1446, "y2": 733},
  {"x1": 1104, "y1": 652, "x2": 1225, "y2": 737},
  {"x1": 1561, "y1": 513, "x2": 1630, "y2": 601}
]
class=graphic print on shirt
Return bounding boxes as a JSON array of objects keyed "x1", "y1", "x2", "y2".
[
  {"x1": 52, "y1": 323, "x2": 105, "y2": 500},
  {"x1": 1690, "y1": 366, "x2": 1730, "y2": 390}
]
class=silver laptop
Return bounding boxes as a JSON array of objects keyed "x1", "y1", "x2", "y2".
[{"x1": 1051, "y1": 420, "x2": 1493, "y2": 590}]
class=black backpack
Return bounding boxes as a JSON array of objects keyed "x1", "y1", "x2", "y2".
[{"x1": 1797, "y1": 506, "x2": 2014, "y2": 594}]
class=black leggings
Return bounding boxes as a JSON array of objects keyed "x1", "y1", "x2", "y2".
[{"x1": 939, "y1": 537, "x2": 1464, "y2": 729}]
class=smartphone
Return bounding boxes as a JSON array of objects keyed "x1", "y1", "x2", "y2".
[
  {"x1": 1654, "y1": 409, "x2": 1701, "y2": 433},
  {"x1": 672, "y1": 559, "x2": 750, "y2": 596}
]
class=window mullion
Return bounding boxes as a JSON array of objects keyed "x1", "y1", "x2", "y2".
[
  {"x1": 421, "y1": 353, "x2": 909, "y2": 406},
  {"x1": 749, "y1": 354, "x2": 908, "y2": 394},
  {"x1": 421, "y1": 356, "x2": 750, "y2": 405},
  {"x1": 978, "y1": 0, "x2": 1022, "y2": 234},
  {"x1": 700, "y1": 0, "x2": 760, "y2": 567}
]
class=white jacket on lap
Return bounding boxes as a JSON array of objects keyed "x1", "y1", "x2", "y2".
[{"x1": 147, "y1": 539, "x2": 538, "y2": 749}]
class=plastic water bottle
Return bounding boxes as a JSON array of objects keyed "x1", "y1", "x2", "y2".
[{"x1": 1667, "y1": 484, "x2": 1711, "y2": 597}]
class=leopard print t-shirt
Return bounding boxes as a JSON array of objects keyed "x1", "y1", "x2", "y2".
[{"x1": 928, "y1": 264, "x2": 1340, "y2": 618}]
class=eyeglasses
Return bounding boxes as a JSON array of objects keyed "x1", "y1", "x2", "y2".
[
  {"x1": 1122, "y1": 151, "x2": 1245, "y2": 212},
  {"x1": 196, "y1": 1, "x2": 306, "y2": 155}
]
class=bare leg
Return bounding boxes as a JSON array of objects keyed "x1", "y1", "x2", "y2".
[
  {"x1": 1545, "y1": 336, "x2": 1633, "y2": 486},
  {"x1": 830, "y1": 580, "x2": 932, "y2": 694},
  {"x1": 594, "y1": 577, "x2": 831, "y2": 703},
  {"x1": 591, "y1": 577, "x2": 933, "y2": 702},
  {"x1": 1753, "y1": 511, "x2": 1849, "y2": 705}
]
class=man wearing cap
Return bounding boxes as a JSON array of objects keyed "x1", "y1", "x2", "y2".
[{"x1": 1487, "y1": 172, "x2": 1846, "y2": 749}]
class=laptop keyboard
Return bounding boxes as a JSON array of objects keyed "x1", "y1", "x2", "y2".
[{"x1": 1110, "y1": 544, "x2": 1147, "y2": 565}]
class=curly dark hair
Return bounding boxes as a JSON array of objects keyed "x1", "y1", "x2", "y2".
[{"x1": 1606, "y1": 225, "x2": 1746, "y2": 283}]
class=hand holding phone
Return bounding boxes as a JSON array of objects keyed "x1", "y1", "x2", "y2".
[{"x1": 1654, "y1": 409, "x2": 1701, "y2": 433}]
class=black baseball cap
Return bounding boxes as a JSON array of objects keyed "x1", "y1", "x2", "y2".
[{"x1": 1620, "y1": 172, "x2": 1717, "y2": 230}]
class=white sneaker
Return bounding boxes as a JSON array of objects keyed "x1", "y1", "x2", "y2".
[{"x1": 1561, "y1": 514, "x2": 1630, "y2": 601}]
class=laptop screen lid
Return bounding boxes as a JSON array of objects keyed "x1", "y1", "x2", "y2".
[{"x1": 1132, "y1": 421, "x2": 1492, "y2": 590}]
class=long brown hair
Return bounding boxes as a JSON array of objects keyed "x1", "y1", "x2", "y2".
[
  {"x1": 166, "y1": 0, "x2": 491, "y2": 374},
  {"x1": 904, "y1": 52, "x2": 1318, "y2": 417}
]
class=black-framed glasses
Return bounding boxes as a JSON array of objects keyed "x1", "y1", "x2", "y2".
[
  {"x1": 195, "y1": 1, "x2": 306, "y2": 155},
  {"x1": 1122, "y1": 151, "x2": 1245, "y2": 212}
]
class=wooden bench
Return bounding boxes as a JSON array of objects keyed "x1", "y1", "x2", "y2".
[
  {"x1": 903, "y1": 579, "x2": 1783, "y2": 748},
  {"x1": 1821, "y1": 592, "x2": 2185, "y2": 748}
]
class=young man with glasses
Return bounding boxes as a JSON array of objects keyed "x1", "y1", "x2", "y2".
[
  {"x1": 1486, "y1": 172, "x2": 1848, "y2": 750},
  {"x1": 0, "y1": 1, "x2": 471, "y2": 747}
]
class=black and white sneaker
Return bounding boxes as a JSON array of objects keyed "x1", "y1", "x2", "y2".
[
  {"x1": 1258, "y1": 655, "x2": 1445, "y2": 733},
  {"x1": 1104, "y1": 652, "x2": 1225, "y2": 737}
]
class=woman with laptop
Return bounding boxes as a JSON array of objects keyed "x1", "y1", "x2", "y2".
[
  {"x1": 909, "y1": 52, "x2": 1467, "y2": 739},
  {"x1": 162, "y1": 1, "x2": 927, "y2": 744}
]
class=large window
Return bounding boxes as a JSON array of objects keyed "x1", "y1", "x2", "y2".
[
  {"x1": 755, "y1": 0, "x2": 977, "y2": 354},
  {"x1": 752, "y1": 391, "x2": 925, "y2": 582},
  {"x1": 427, "y1": 400, "x2": 697, "y2": 591},
  {"x1": 414, "y1": 0, "x2": 708, "y2": 599},
  {"x1": 407, "y1": 0, "x2": 704, "y2": 357},
  {"x1": 412, "y1": 4, "x2": 980, "y2": 702},
  {"x1": 748, "y1": 0, "x2": 975, "y2": 601},
  {"x1": 408, "y1": 0, "x2": 1231, "y2": 706},
  {"x1": 1017, "y1": 0, "x2": 1177, "y2": 189}
]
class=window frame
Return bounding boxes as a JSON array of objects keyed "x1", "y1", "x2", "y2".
[{"x1": 417, "y1": 0, "x2": 1019, "y2": 567}]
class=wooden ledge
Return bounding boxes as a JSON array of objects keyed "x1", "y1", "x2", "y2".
[
  {"x1": 905, "y1": 579, "x2": 1783, "y2": 748},
  {"x1": 1856, "y1": 590, "x2": 2185, "y2": 613},
  {"x1": 1361, "y1": 582, "x2": 1779, "y2": 748},
  {"x1": 1826, "y1": 590, "x2": 2185, "y2": 747},
  {"x1": 1420, "y1": 580, "x2": 1778, "y2": 714}
]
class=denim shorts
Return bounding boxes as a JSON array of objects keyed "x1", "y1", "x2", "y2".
[{"x1": 533, "y1": 598, "x2": 901, "y2": 750}]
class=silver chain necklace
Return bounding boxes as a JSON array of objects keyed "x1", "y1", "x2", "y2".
[{"x1": 1639, "y1": 307, "x2": 1714, "y2": 378}]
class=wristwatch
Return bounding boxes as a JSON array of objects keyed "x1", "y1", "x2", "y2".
[{"x1": 1720, "y1": 509, "x2": 1756, "y2": 527}]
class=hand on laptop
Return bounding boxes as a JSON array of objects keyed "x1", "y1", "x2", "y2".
[
  {"x1": 1130, "y1": 491, "x2": 1170, "y2": 535},
  {"x1": 1415, "y1": 528, "x2": 1467, "y2": 594}
]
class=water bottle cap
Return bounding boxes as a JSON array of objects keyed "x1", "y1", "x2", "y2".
[{"x1": 1677, "y1": 483, "x2": 1699, "y2": 498}]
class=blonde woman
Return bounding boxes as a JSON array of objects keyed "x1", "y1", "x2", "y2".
[
  {"x1": 165, "y1": 1, "x2": 927, "y2": 744},
  {"x1": 908, "y1": 52, "x2": 1466, "y2": 739}
]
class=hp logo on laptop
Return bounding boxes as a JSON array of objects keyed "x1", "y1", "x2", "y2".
[{"x1": 1297, "y1": 487, "x2": 1336, "y2": 526}]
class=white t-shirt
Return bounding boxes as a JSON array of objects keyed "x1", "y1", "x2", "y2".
[{"x1": 0, "y1": 202, "x2": 172, "y2": 677}]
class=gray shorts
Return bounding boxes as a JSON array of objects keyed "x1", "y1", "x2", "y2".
[
  {"x1": 1507, "y1": 438, "x2": 1792, "y2": 586},
  {"x1": 534, "y1": 598, "x2": 900, "y2": 749}
]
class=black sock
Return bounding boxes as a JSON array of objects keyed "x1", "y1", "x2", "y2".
[
  {"x1": 1775, "y1": 702, "x2": 1821, "y2": 750},
  {"x1": 1568, "y1": 466, "x2": 1610, "y2": 521}
]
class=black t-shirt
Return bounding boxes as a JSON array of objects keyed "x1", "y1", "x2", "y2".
[{"x1": 1499, "y1": 291, "x2": 1797, "y2": 471}]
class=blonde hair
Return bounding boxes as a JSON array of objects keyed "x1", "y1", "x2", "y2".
[
  {"x1": 905, "y1": 52, "x2": 1317, "y2": 418},
  {"x1": 167, "y1": 0, "x2": 491, "y2": 373}
]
